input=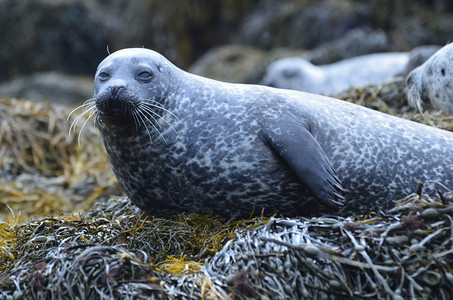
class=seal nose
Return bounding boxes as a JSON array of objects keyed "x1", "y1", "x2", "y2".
[{"x1": 109, "y1": 86, "x2": 125, "y2": 100}]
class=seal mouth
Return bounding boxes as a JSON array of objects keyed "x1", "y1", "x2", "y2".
[
  {"x1": 96, "y1": 86, "x2": 138, "y2": 118},
  {"x1": 95, "y1": 97, "x2": 140, "y2": 131},
  {"x1": 97, "y1": 99, "x2": 136, "y2": 116}
]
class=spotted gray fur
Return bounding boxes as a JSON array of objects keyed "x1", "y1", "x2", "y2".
[
  {"x1": 85, "y1": 48, "x2": 453, "y2": 218},
  {"x1": 406, "y1": 43, "x2": 453, "y2": 114}
]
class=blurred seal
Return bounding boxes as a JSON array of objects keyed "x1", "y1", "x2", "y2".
[
  {"x1": 74, "y1": 48, "x2": 453, "y2": 218},
  {"x1": 261, "y1": 53, "x2": 410, "y2": 95},
  {"x1": 406, "y1": 43, "x2": 453, "y2": 114},
  {"x1": 262, "y1": 46, "x2": 439, "y2": 95}
]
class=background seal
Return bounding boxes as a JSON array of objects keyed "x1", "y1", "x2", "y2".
[
  {"x1": 406, "y1": 43, "x2": 453, "y2": 114},
  {"x1": 261, "y1": 52, "x2": 410, "y2": 95},
  {"x1": 261, "y1": 46, "x2": 440, "y2": 96},
  {"x1": 82, "y1": 48, "x2": 453, "y2": 218}
]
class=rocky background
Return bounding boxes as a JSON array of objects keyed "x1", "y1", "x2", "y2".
[{"x1": 1, "y1": 0, "x2": 453, "y2": 104}]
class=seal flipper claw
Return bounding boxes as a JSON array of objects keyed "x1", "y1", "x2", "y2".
[{"x1": 262, "y1": 118, "x2": 344, "y2": 210}]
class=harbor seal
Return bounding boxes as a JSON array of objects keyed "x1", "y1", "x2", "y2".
[
  {"x1": 261, "y1": 52, "x2": 411, "y2": 95},
  {"x1": 406, "y1": 43, "x2": 453, "y2": 114},
  {"x1": 77, "y1": 48, "x2": 453, "y2": 218},
  {"x1": 261, "y1": 47, "x2": 440, "y2": 96}
]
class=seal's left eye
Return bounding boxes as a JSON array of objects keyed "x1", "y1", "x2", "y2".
[
  {"x1": 98, "y1": 72, "x2": 110, "y2": 81},
  {"x1": 138, "y1": 71, "x2": 153, "y2": 82}
]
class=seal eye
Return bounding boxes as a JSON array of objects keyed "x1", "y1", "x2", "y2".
[
  {"x1": 98, "y1": 72, "x2": 110, "y2": 81},
  {"x1": 138, "y1": 71, "x2": 153, "y2": 82}
]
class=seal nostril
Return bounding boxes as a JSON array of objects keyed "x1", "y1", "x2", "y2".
[
  {"x1": 109, "y1": 86, "x2": 125, "y2": 100},
  {"x1": 110, "y1": 86, "x2": 122, "y2": 95},
  {"x1": 96, "y1": 86, "x2": 131, "y2": 115}
]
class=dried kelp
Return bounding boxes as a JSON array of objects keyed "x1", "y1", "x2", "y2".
[
  {"x1": 0, "y1": 197, "x2": 268, "y2": 299},
  {"x1": 0, "y1": 97, "x2": 117, "y2": 220},
  {"x1": 205, "y1": 193, "x2": 453, "y2": 299},
  {"x1": 1, "y1": 194, "x2": 452, "y2": 299},
  {"x1": 335, "y1": 78, "x2": 453, "y2": 132}
]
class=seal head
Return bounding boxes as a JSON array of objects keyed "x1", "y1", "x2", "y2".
[
  {"x1": 406, "y1": 43, "x2": 453, "y2": 114},
  {"x1": 261, "y1": 58, "x2": 325, "y2": 93},
  {"x1": 94, "y1": 49, "x2": 172, "y2": 129}
]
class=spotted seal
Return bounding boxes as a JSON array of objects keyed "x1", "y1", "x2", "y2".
[
  {"x1": 75, "y1": 48, "x2": 453, "y2": 218},
  {"x1": 406, "y1": 43, "x2": 453, "y2": 114},
  {"x1": 262, "y1": 46, "x2": 440, "y2": 96},
  {"x1": 261, "y1": 53, "x2": 411, "y2": 95}
]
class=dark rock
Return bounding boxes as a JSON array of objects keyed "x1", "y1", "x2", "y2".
[
  {"x1": 191, "y1": 29, "x2": 391, "y2": 84},
  {"x1": 0, "y1": 0, "x2": 116, "y2": 82},
  {"x1": 392, "y1": 14, "x2": 453, "y2": 49},
  {"x1": 236, "y1": 0, "x2": 371, "y2": 50},
  {"x1": 0, "y1": 0, "x2": 257, "y2": 82},
  {"x1": 0, "y1": 72, "x2": 93, "y2": 105},
  {"x1": 189, "y1": 45, "x2": 268, "y2": 83},
  {"x1": 73, "y1": 0, "x2": 257, "y2": 68},
  {"x1": 306, "y1": 28, "x2": 391, "y2": 65}
]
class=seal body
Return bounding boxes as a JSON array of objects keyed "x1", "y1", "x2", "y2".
[
  {"x1": 93, "y1": 48, "x2": 453, "y2": 218},
  {"x1": 261, "y1": 53, "x2": 410, "y2": 95},
  {"x1": 406, "y1": 43, "x2": 453, "y2": 114}
]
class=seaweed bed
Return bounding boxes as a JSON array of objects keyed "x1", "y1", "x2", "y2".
[{"x1": 0, "y1": 79, "x2": 452, "y2": 299}]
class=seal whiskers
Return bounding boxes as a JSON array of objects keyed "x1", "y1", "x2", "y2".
[
  {"x1": 68, "y1": 98, "x2": 97, "y2": 144},
  {"x1": 68, "y1": 98, "x2": 96, "y2": 127},
  {"x1": 139, "y1": 101, "x2": 179, "y2": 135},
  {"x1": 406, "y1": 84, "x2": 425, "y2": 115},
  {"x1": 76, "y1": 109, "x2": 96, "y2": 145},
  {"x1": 132, "y1": 103, "x2": 168, "y2": 144}
]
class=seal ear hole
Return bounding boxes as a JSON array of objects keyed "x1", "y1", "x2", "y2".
[{"x1": 441, "y1": 68, "x2": 446, "y2": 76}]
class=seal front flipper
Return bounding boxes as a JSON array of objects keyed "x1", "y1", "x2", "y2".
[{"x1": 261, "y1": 118, "x2": 345, "y2": 209}]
